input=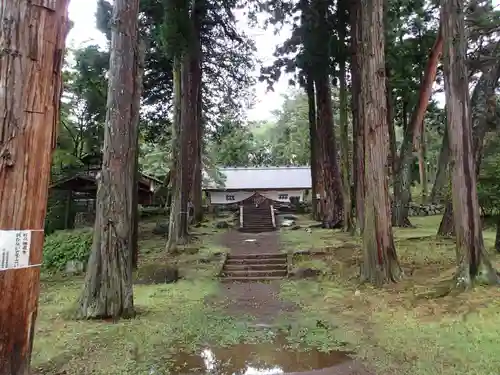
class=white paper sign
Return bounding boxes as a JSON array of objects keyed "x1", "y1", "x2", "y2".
[{"x1": 0, "y1": 230, "x2": 31, "y2": 270}]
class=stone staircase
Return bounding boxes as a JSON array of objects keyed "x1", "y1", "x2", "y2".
[
  {"x1": 239, "y1": 205, "x2": 276, "y2": 233},
  {"x1": 220, "y1": 253, "x2": 288, "y2": 282}
]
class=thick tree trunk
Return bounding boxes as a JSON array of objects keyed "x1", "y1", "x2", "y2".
[
  {"x1": 189, "y1": 13, "x2": 203, "y2": 225},
  {"x1": 167, "y1": 60, "x2": 183, "y2": 252},
  {"x1": 78, "y1": 0, "x2": 139, "y2": 319},
  {"x1": 393, "y1": 27, "x2": 443, "y2": 227},
  {"x1": 430, "y1": 127, "x2": 449, "y2": 203},
  {"x1": 192, "y1": 78, "x2": 203, "y2": 224},
  {"x1": 306, "y1": 74, "x2": 319, "y2": 220},
  {"x1": 359, "y1": 0, "x2": 402, "y2": 285},
  {"x1": 350, "y1": 0, "x2": 364, "y2": 234},
  {"x1": 441, "y1": 0, "x2": 499, "y2": 288},
  {"x1": 131, "y1": 39, "x2": 146, "y2": 269},
  {"x1": 0, "y1": 1, "x2": 69, "y2": 372},
  {"x1": 315, "y1": 78, "x2": 344, "y2": 228},
  {"x1": 437, "y1": 44, "x2": 500, "y2": 237},
  {"x1": 338, "y1": 4, "x2": 353, "y2": 233}
]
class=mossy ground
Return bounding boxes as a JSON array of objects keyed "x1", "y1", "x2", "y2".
[
  {"x1": 279, "y1": 215, "x2": 500, "y2": 375},
  {"x1": 33, "y1": 214, "x2": 500, "y2": 375}
]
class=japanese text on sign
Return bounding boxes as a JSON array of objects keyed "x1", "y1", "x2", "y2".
[{"x1": 0, "y1": 230, "x2": 31, "y2": 270}]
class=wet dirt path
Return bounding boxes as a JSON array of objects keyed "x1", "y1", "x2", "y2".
[
  {"x1": 218, "y1": 230, "x2": 295, "y2": 323},
  {"x1": 215, "y1": 230, "x2": 375, "y2": 375}
]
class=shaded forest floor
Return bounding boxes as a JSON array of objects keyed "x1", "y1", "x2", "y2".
[{"x1": 32, "y1": 214, "x2": 500, "y2": 375}]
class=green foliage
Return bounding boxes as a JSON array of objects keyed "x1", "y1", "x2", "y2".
[
  {"x1": 43, "y1": 230, "x2": 93, "y2": 271},
  {"x1": 478, "y1": 132, "x2": 500, "y2": 215},
  {"x1": 159, "y1": 0, "x2": 192, "y2": 59}
]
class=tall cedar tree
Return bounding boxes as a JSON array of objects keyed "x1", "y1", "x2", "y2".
[
  {"x1": 358, "y1": 0, "x2": 403, "y2": 285},
  {"x1": 440, "y1": 0, "x2": 499, "y2": 288},
  {"x1": 392, "y1": 27, "x2": 443, "y2": 227},
  {"x1": 438, "y1": 44, "x2": 500, "y2": 237},
  {"x1": 165, "y1": 0, "x2": 192, "y2": 252},
  {"x1": 350, "y1": 0, "x2": 365, "y2": 234},
  {"x1": 338, "y1": 0, "x2": 353, "y2": 232},
  {"x1": 310, "y1": 0, "x2": 343, "y2": 228},
  {"x1": 0, "y1": 1, "x2": 69, "y2": 372},
  {"x1": 77, "y1": 0, "x2": 140, "y2": 319}
]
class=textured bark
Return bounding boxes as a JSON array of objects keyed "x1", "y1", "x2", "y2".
[
  {"x1": 0, "y1": 1, "x2": 69, "y2": 373},
  {"x1": 386, "y1": 65, "x2": 397, "y2": 178},
  {"x1": 192, "y1": 74, "x2": 203, "y2": 224},
  {"x1": 359, "y1": 0, "x2": 402, "y2": 286},
  {"x1": 430, "y1": 127, "x2": 449, "y2": 203},
  {"x1": 438, "y1": 44, "x2": 500, "y2": 237},
  {"x1": 188, "y1": 10, "x2": 203, "y2": 225},
  {"x1": 77, "y1": 0, "x2": 139, "y2": 319},
  {"x1": 392, "y1": 27, "x2": 443, "y2": 227},
  {"x1": 315, "y1": 78, "x2": 344, "y2": 228},
  {"x1": 131, "y1": 39, "x2": 145, "y2": 269},
  {"x1": 166, "y1": 60, "x2": 183, "y2": 252},
  {"x1": 338, "y1": 1, "x2": 353, "y2": 232},
  {"x1": 350, "y1": 0, "x2": 364, "y2": 234},
  {"x1": 441, "y1": 0, "x2": 499, "y2": 288},
  {"x1": 306, "y1": 74, "x2": 319, "y2": 221}
]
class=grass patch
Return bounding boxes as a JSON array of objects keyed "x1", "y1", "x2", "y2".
[
  {"x1": 279, "y1": 215, "x2": 500, "y2": 375},
  {"x1": 33, "y1": 279, "x2": 271, "y2": 375}
]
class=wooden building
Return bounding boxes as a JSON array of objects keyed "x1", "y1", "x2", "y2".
[{"x1": 203, "y1": 166, "x2": 311, "y2": 206}]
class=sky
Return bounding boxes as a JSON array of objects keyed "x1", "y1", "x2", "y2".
[{"x1": 67, "y1": 0, "x2": 291, "y2": 122}]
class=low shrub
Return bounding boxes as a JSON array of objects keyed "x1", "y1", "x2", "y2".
[{"x1": 43, "y1": 229, "x2": 93, "y2": 271}]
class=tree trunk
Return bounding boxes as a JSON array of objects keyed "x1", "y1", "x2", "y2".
[
  {"x1": 77, "y1": 0, "x2": 139, "y2": 319},
  {"x1": 0, "y1": 1, "x2": 69, "y2": 372},
  {"x1": 192, "y1": 77, "x2": 203, "y2": 224},
  {"x1": 350, "y1": 0, "x2": 364, "y2": 234},
  {"x1": 495, "y1": 215, "x2": 500, "y2": 253},
  {"x1": 392, "y1": 27, "x2": 443, "y2": 227},
  {"x1": 315, "y1": 77, "x2": 344, "y2": 228},
  {"x1": 441, "y1": 0, "x2": 499, "y2": 288},
  {"x1": 306, "y1": 73, "x2": 319, "y2": 221},
  {"x1": 166, "y1": 59, "x2": 183, "y2": 252},
  {"x1": 386, "y1": 64, "x2": 397, "y2": 179},
  {"x1": 338, "y1": 3, "x2": 353, "y2": 233},
  {"x1": 131, "y1": 38, "x2": 146, "y2": 269},
  {"x1": 430, "y1": 126, "x2": 449, "y2": 203},
  {"x1": 189, "y1": 10, "x2": 203, "y2": 225},
  {"x1": 437, "y1": 43, "x2": 500, "y2": 237},
  {"x1": 418, "y1": 122, "x2": 428, "y2": 203},
  {"x1": 359, "y1": 0, "x2": 402, "y2": 285}
]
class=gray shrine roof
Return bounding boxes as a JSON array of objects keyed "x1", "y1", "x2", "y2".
[{"x1": 203, "y1": 166, "x2": 312, "y2": 190}]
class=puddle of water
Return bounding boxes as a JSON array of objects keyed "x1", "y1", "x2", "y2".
[{"x1": 170, "y1": 334, "x2": 351, "y2": 375}]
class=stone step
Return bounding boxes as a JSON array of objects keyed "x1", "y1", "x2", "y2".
[
  {"x1": 224, "y1": 263, "x2": 287, "y2": 271},
  {"x1": 243, "y1": 223, "x2": 274, "y2": 226},
  {"x1": 220, "y1": 276, "x2": 284, "y2": 283},
  {"x1": 228, "y1": 253, "x2": 286, "y2": 260},
  {"x1": 240, "y1": 228, "x2": 275, "y2": 233},
  {"x1": 225, "y1": 257, "x2": 287, "y2": 265},
  {"x1": 222, "y1": 269, "x2": 287, "y2": 278}
]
